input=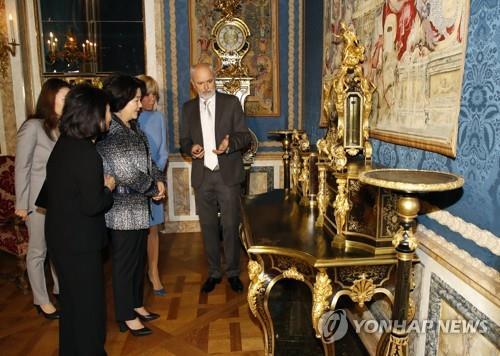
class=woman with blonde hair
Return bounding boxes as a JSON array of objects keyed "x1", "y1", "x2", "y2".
[{"x1": 137, "y1": 74, "x2": 168, "y2": 296}]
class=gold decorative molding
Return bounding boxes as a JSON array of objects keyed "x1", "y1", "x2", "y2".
[
  {"x1": 297, "y1": 0, "x2": 303, "y2": 130},
  {"x1": 427, "y1": 209, "x2": 500, "y2": 256},
  {"x1": 247, "y1": 260, "x2": 265, "y2": 317},
  {"x1": 349, "y1": 275, "x2": 375, "y2": 308},
  {"x1": 281, "y1": 266, "x2": 305, "y2": 281},
  {"x1": 393, "y1": 226, "x2": 417, "y2": 251},
  {"x1": 169, "y1": 0, "x2": 180, "y2": 148},
  {"x1": 359, "y1": 169, "x2": 464, "y2": 193},
  {"x1": 0, "y1": 0, "x2": 16, "y2": 155},
  {"x1": 417, "y1": 225, "x2": 499, "y2": 307},
  {"x1": 154, "y1": 0, "x2": 167, "y2": 116},
  {"x1": 312, "y1": 269, "x2": 333, "y2": 337},
  {"x1": 287, "y1": 0, "x2": 294, "y2": 129},
  {"x1": 417, "y1": 226, "x2": 498, "y2": 278},
  {"x1": 407, "y1": 297, "x2": 416, "y2": 321}
]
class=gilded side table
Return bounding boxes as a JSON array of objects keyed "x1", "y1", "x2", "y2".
[
  {"x1": 241, "y1": 189, "x2": 401, "y2": 355},
  {"x1": 359, "y1": 169, "x2": 464, "y2": 356}
]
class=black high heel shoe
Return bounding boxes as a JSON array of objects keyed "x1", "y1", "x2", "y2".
[
  {"x1": 117, "y1": 321, "x2": 152, "y2": 336},
  {"x1": 134, "y1": 311, "x2": 160, "y2": 322},
  {"x1": 34, "y1": 305, "x2": 60, "y2": 320}
]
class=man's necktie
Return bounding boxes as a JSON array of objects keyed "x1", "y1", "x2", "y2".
[{"x1": 203, "y1": 99, "x2": 218, "y2": 170}]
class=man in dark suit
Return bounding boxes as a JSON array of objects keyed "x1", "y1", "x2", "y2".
[{"x1": 180, "y1": 63, "x2": 251, "y2": 293}]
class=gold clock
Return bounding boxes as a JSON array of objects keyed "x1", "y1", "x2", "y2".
[{"x1": 212, "y1": 16, "x2": 251, "y2": 77}]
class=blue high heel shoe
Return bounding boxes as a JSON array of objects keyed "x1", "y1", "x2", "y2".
[{"x1": 153, "y1": 288, "x2": 166, "y2": 296}]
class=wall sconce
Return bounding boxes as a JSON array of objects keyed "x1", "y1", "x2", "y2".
[
  {"x1": 0, "y1": 13, "x2": 20, "y2": 76},
  {"x1": 2, "y1": 14, "x2": 20, "y2": 56}
]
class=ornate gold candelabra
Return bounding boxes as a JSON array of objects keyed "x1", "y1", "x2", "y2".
[
  {"x1": 359, "y1": 169, "x2": 464, "y2": 356},
  {"x1": 268, "y1": 129, "x2": 303, "y2": 191}
]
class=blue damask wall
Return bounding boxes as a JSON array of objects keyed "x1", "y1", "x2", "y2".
[{"x1": 372, "y1": 0, "x2": 500, "y2": 270}]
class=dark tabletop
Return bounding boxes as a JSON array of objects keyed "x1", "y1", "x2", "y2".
[{"x1": 241, "y1": 189, "x2": 397, "y2": 267}]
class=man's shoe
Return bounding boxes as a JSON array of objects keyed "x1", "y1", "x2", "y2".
[
  {"x1": 201, "y1": 277, "x2": 222, "y2": 293},
  {"x1": 228, "y1": 277, "x2": 244, "y2": 293}
]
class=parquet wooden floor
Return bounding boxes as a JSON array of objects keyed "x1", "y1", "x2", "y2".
[{"x1": 0, "y1": 232, "x2": 265, "y2": 356}]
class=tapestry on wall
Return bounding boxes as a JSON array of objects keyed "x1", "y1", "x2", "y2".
[
  {"x1": 321, "y1": 0, "x2": 470, "y2": 156},
  {"x1": 188, "y1": 0, "x2": 280, "y2": 116}
]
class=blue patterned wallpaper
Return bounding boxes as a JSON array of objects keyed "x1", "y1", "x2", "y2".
[{"x1": 372, "y1": 0, "x2": 500, "y2": 270}]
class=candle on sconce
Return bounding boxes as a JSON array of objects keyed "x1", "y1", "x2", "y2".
[
  {"x1": 8, "y1": 14, "x2": 15, "y2": 42},
  {"x1": 93, "y1": 43, "x2": 97, "y2": 59}
]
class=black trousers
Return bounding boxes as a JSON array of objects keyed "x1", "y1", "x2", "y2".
[
  {"x1": 50, "y1": 249, "x2": 106, "y2": 356},
  {"x1": 194, "y1": 170, "x2": 242, "y2": 279},
  {"x1": 110, "y1": 229, "x2": 147, "y2": 321}
]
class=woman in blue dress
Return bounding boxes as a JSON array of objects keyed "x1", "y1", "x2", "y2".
[{"x1": 137, "y1": 75, "x2": 168, "y2": 296}]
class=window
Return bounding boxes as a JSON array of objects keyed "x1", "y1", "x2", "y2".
[{"x1": 38, "y1": 0, "x2": 145, "y2": 75}]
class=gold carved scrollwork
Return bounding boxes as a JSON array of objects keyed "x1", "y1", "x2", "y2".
[
  {"x1": 392, "y1": 227, "x2": 418, "y2": 251},
  {"x1": 323, "y1": 21, "x2": 375, "y2": 167},
  {"x1": 214, "y1": 0, "x2": 241, "y2": 18},
  {"x1": 247, "y1": 260, "x2": 265, "y2": 317},
  {"x1": 312, "y1": 269, "x2": 333, "y2": 337},
  {"x1": 281, "y1": 266, "x2": 305, "y2": 281},
  {"x1": 298, "y1": 133, "x2": 310, "y2": 152},
  {"x1": 349, "y1": 275, "x2": 375, "y2": 308},
  {"x1": 316, "y1": 127, "x2": 347, "y2": 171},
  {"x1": 388, "y1": 333, "x2": 408, "y2": 355},
  {"x1": 407, "y1": 297, "x2": 416, "y2": 321},
  {"x1": 223, "y1": 77, "x2": 241, "y2": 95}
]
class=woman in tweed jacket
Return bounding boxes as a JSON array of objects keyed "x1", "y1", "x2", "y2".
[{"x1": 97, "y1": 75, "x2": 165, "y2": 336}]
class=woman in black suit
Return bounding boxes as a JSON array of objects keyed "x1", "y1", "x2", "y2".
[{"x1": 36, "y1": 85, "x2": 115, "y2": 356}]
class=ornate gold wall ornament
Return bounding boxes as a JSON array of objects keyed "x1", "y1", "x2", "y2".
[
  {"x1": 349, "y1": 275, "x2": 375, "y2": 308},
  {"x1": 312, "y1": 269, "x2": 333, "y2": 337},
  {"x1": 281, "y1": 266, "x2": 305, "y2": 281},
  {"x1": 214, "y1": 0, "x2": 241, "y2": 19},
  {"x1": 247, "y1": 260, "x2": 265, "y2": 317},
  {"x1": 222, "y1": 77, "x2": 241, "y2": 95},
  {"x1": 332, "y1": 178, "x2": 351, "y2": 243},
  {"x1": 315, "y1": 163, "x2": 331, "y2": 227}
]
